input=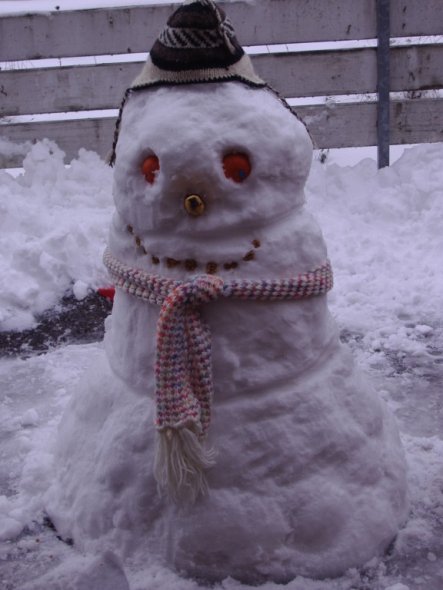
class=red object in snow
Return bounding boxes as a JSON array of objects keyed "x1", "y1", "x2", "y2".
[{"x1": 97, "y1": 287, "x2": 116, "y2": 301}]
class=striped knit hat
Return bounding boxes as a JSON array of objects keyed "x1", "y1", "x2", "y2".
[
  {"x1": 131, "y1": 0, "x2": 265, "y2": 89},
  {"x1": 109, "y1": 0, "x2": 265, "y2": 165}
]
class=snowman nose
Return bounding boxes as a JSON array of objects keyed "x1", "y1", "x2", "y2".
[{"x1": 184, "y1": 194, "x2": 206, "y2": 217}]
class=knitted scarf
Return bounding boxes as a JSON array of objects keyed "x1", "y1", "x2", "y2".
[{"x1": 103, "y1": 248, "x2": 333, "y2": 502}]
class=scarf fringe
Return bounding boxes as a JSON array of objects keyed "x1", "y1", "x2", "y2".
[{"x1": 154, "y1": 427, "x2": 216, "y2": 503}]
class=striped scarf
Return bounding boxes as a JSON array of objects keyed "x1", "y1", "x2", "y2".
[{"x1": 103, "y1": 248, "x2": 333, "y2": 501}]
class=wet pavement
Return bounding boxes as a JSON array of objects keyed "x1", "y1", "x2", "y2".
[{"x1": 0, "y1": 293, "x2": 112, "y2": 358}]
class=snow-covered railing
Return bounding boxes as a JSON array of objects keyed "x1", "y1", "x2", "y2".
[{"x1": 0, "y1": 0, "x2": 442, "y2": 168}]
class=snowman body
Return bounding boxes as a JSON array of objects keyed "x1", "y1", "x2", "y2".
[{"x1": 47, "y1": 83, "x2": 408, "y2": 582}]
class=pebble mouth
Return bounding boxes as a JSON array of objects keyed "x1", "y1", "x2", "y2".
[{"x1": 126, "y1": 223, "x2": 261, "y2": 274}]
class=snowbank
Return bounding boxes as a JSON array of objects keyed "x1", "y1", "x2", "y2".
[
  {"x1": 0, "y1": 140, "x2": 442, "y2": 589},
  {"x1": 308, "y1": 144, "x2": 443, "y2": 362},
  {"x1": 0, "y1": 140, "x2": 113, "y2": 331},
  {"x1": 1, "y1": 139, "x2": 441, "y2": 352}
]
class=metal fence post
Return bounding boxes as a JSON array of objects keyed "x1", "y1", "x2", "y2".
[{"x1": 377, "y1": 0, "x2": 391, "y2": 168}]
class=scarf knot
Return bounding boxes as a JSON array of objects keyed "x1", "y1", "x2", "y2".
[{"x1": 165, "y1": 274, "x2": 224, "y2": 308}]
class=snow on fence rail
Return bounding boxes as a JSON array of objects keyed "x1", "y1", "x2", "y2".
[{"x1": 0, "y1": 0, "x2": 442, "y2": 168}]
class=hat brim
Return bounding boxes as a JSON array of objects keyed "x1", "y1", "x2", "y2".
[{"x1": 130, "y1": 54, "x2": 266, "y2": 90}]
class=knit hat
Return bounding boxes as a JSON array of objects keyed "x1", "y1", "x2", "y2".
[
  {"x1": 109, "y1": 0, "x2": 266, "y2": 165},
  {"x1": 131, "y1": 0, "x2": 265, "y2": 89}
]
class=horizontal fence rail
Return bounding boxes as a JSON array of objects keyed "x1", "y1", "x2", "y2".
[
  {"x1": 1, "y1": 0, "x2": 442, "y2": 62},
  {"x1": 0, "y1": 0, "x2": 378, "y2": 61},
  {"x1": 0, "y1": 0, "x2": 442, "y2": 167},
  {"x1": 4, "y1": 98, "x2": 442, "y2": 164},
  {"x1": 0, "y1": 45, "x2": 443, "y2": 116},
  {"x1": 2, "y1": 45, "x2": 442, "y2": 117}
]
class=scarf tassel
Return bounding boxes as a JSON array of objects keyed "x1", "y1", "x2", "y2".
[{"x1": 154, "y1": 427, "x2": 216, "y2": 503}]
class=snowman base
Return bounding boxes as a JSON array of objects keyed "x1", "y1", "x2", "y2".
[{"x1": 45, "y1": 339, "x2": 407, "y2": 583}]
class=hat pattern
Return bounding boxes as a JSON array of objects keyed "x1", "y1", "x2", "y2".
[
  {"x1": 131, "y1": 0, "x2": 264, "y2": 88},
  {"x1": 152, "y1": 0, "x2": 242, "y2": 69}
]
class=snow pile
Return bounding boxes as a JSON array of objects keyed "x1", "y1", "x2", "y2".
[
  {"x1": 0, "y1": 139, "x2": 113, "y2": 331},
  {"x1": 0, "y1": 140, "x2": 442, "y2": 589},
  {"x1": 307, "y1": 143, "x2": 443, "y2": 358},
  {"x1": 1, "y1": 137, "x2": 440, "y2": 345}
]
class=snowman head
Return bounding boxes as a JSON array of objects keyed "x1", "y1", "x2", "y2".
[
  {"x1": 111, "y1": 0, "x2": 312, "y2": 239},
  {"x1": 113, "y1": 83, "x2": 312, "y2": 238}
]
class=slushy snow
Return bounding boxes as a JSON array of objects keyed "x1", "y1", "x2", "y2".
[{"x1": 0, "y1": 132, "x2": 442, "y2": 589}]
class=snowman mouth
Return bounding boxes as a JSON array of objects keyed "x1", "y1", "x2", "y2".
[{"x1": 125, "y1": 223, "x2": 261, "y2": 274}]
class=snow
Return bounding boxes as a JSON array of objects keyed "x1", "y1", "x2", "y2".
[
  {"x1": 0, "y1": 134, "x2": 442, "y2": 588},
  {"x1": 0, "y1": 140, "x2": 113, "y2": 331}
]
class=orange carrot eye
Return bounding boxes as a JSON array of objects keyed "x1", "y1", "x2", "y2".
[
  {"x1": 141, "y1": 155, "x2": 160, "y2": 184},
  {"x1": 222, "y1": 153, "x2": 251, "y2": 183}
]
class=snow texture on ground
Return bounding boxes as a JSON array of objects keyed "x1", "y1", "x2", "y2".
[{"x1": 0, "y1": 141, "x2": 442, "y2": 589}]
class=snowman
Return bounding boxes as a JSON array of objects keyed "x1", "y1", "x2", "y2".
[{"x1": 46, "y1": 0, "x2": 408, "y2": 583}]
